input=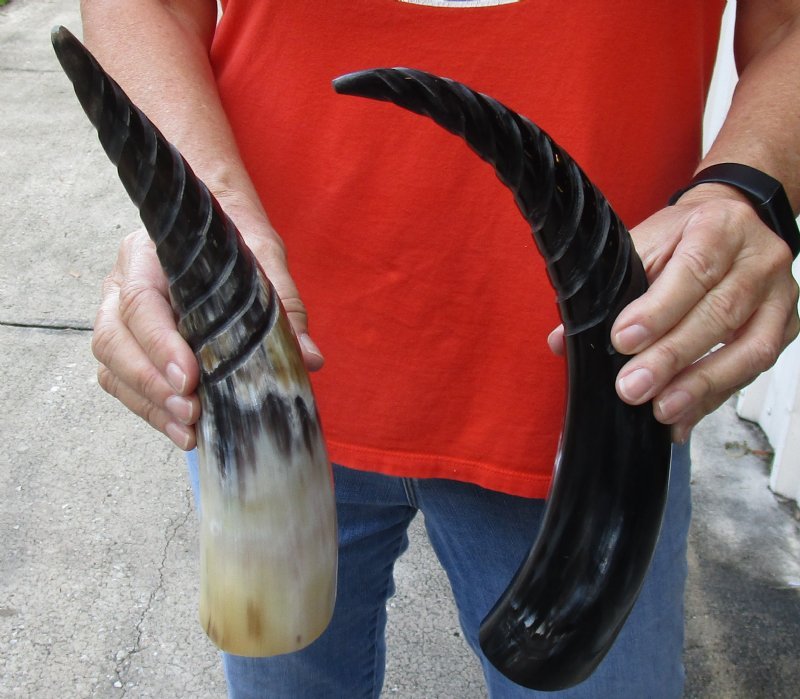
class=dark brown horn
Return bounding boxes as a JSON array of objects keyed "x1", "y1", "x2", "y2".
[{"x1": 334, "y1": 67, "x2": 671, "y2": 691}]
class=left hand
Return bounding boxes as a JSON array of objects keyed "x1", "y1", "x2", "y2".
[{"x1": 548, "y1": 184, "x2": 800, "y2": 443}]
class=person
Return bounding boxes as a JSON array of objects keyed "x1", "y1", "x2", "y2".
[{"x1": 82, "y1": 1, "x2": 800, "y2": 697}]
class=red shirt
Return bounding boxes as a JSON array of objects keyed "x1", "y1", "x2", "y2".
[{"x1": 210, "y1": 1, "x2": 725, "y2": 497}]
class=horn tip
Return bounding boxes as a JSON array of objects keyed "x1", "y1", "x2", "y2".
[
  {"x1": 50, "y1": 25, "x2": 87, "y2": 82},
  {"x1": 50, "y1": 25, "x2": 76, "y2": 55},
  {"x1": 332, "y1": 69, "x2": 378, "y2": 95},
  {"x1": 332, "y1": 67, "x2": 419, "y2": 97}
]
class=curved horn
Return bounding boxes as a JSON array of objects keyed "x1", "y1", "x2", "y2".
[
  {"x1": 333, "y1": 68, "x2": 671, "y2": 690},
  {"x1": 52, "y1": 26, "x2": 337, "y2": 657}
]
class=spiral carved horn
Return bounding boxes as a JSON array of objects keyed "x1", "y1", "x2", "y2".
[
  {"x1": 52, "y1": 26, "x2": 337, "y2": 657},
  {"x1": 333, "y1": 68, "x2": 671, "y2": 690}
]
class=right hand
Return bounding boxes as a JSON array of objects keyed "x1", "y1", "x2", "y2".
[{"x1": 92, "y1": 209, "x2": 322, "y2": 451}]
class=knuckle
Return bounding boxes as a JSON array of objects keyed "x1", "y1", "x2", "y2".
[
  {"x1": 692, "y1": 364, "x2": 721, "y2": 401},
  {"x1": 121, "y1": 228, "x2": 142, "y2": 246},
  {"x1": 90, "y1": 326, "x2": 104, "y2": 362},
  {"x1": 117, "y1": 279, "x2": 153, "y2": 326},
  {"x1": 91, "y1": 321, "x2": 117, "y2": 364},
  {"x1": 281, "y1": 295, "x2": 308, "y2": 318},
  {"x1": 97, "y1": 359, "x2": 171, "y2": 434},
  {"x1": 652, "y1": 339, "x2": 685, "y2": 376},
  {"x1": 771, "y1": 242, "x2": 793, "y2": 270},
  {"x1": 249, "y1": 237, "x2": 288, "y2": 272},
  {"x1": 787, "y1": 312, "x2": 800, "y2": 346},
  {"x1": 137, "y1": 365, "x2": 167, "y2": 403},
  {"x1": 120, "y1": 227, "x2": 152, "y2": 256},
  {"x1": 786, "y1": 281, "x2": 800, "y2": 319},
  {"x1": 746, "y1": 336, "x2": 781, "y2": 375},
  {"x1": 100, "y1": 271, "x2": 119, "y2": 296},
  {"x1": 141, "y1": 319, "x2": 173, "y2": 362},
  {"x1": 758, "y1": 230, "x2": 796, "y2": 270},
  {"x1": 117, "y1": 282, "x2": 174, "y2": 347},
  {"x1": 142, "y1": 401, "x2": 166, "y2": 432},
  {"x1": 92, "y1": 294, "x2": 122, "y2": 360},
  {"x1": 96, "y1": 365, "x2": 118, "y2": 397},
  {"x1": 700, "y1": 287, "x2": 745, "y2": 332},
  {"x1": 768, "y1": 283, "x2": 800, "y2": 349},
  {"x1": 677, "y1": 244, "x2": 722, "y2": 291}
]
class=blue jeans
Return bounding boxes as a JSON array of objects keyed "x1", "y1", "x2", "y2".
[{"x1": 187, "y1": 444, "x2": 690, "y2": 698}]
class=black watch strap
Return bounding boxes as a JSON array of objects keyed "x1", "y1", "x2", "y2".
[{"x1": 669, "y1": 162, "x2": 800, "y2": 260}]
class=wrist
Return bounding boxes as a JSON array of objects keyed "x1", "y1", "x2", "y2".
[
  {"x1": 212, "y1": 190, "x2": 285, "y2": 255},
  {"x1": 669, "y1": 162, "x2": 800, "y2": 259},
  {"x1": 669, "y1": 181, "x2": 750, "y2": 207}
]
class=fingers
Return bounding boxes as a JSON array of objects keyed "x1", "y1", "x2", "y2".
[
  {"x1": 610, "y1": 192, "x2": 800, "y2": 439},
  {"x1": 296, "y1": 332, "x2": 325, "y2": 371},
  {"x1": 613, "y1": 198, "x2": 750, "y2": 356},
  {"x1": 97, "y1": 365, "x2": 197, "y2": 450},
  {"x1": 93, "y1": 224, "x2": 321, "y2": 449},
  {"x1": 211, "y1": 193, "x2": 325, "y2": 371},
  {"x1": 94, "y1": 200, "x2": 322, "y2": 449},
  {"x1": 655, "y1": 297, "x2": 798, "y2": 443},
  {"x1": 92, "y1": 230, "x2": 200, "y2": 449}
]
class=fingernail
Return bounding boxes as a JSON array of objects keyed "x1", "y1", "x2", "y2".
[
  {"x1": 618, "y1": 367, "x2": 655, "y2": 403},
  {"x1": 166, "y1": 362, "x2": 187, "y2": 394},
  {"x1": 165, "y1": 395, "x2": 194, "y2": 424},
  {"x1": 165, "y1": 422, "x2": 191, "y2": 450},
  {"x1": 547, "y1": 327, "x2": 565, "y2": 353},
  {"x1": 657, "y1": 390, "x2": 693, "y2": 422},
  {"x1": 614, "y1": 324, "x2": 650, "y2": 353},
  {"x1": 672, "y1": 423, "x2": 692, "y2": 445},
  {"x1": 299, "y1": 333, "x2": 323, "y2": 359}
]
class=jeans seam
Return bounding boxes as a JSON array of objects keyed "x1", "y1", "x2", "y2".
[
  {"x1": 364, "y1": 524, "x2": 411, "y2": 699},
  {"x1": 401, "y1": 477, "x2": 419, "y2": 508}
]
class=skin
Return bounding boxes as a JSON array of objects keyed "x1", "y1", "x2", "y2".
[{"x1": 82, "y1": 0, "x2": 800, "y2": 450}]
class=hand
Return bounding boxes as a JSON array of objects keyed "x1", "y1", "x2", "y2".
[
  {"x1": 92, "y1": 228, "x2": 200, "y2": 449},
  {"x1": 91, "y1": 205, "x2": 322, "y2": 451},
  {"x1": 548, "y1": 184, "x2": 800, "y2": 443}
]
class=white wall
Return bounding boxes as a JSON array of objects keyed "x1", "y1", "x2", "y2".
[{"x1": 706, "y1": 3, "x2": 800, "y2": 505}]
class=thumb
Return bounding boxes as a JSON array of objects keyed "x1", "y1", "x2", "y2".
[
  {"x1": 297, "y1": 329, "x2": 325, "y2": 372},
  {"x1": 251, "y1": 243, "x2": 325, "y2": 372},
  {"x1": 226, "y1": 204, "x2": 325, "y2": 372},
  {"x1": 279, "y1": 294, "x2": 325, "y2": 372}
]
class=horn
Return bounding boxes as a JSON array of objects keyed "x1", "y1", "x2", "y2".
[
  {"x1": 52, "y1": 25, "x2": 337, "y2": 657},
  {"x1": 333, "y1": 67, "x2": 671, "y2": 690}
]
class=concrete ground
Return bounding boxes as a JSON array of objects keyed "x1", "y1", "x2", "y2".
[{"x1": 1, "y1": 1, "x2": 798, "y2": 697}]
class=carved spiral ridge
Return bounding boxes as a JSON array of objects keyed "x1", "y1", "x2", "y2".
[
  {"x1": 51, "y1": 27, "x2": 268, "y2": 370},
  {"x1": 333, "y1": 68, "x2": 631, "y2": 335},
  {"x1": 334, "y1": 68, "x2": 671, "y2": 691}
]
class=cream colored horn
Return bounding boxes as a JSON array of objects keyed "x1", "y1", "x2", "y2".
[{"x1": 53, "y1": 25, "x2": 337, "y2": 657}]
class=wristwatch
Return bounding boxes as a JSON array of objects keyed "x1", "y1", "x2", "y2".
[{"x1": 669, "y1": 162, "x2": 800, "y2": 260}]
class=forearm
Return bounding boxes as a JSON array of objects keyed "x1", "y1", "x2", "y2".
[
  {"x1": 608, "y1": 2, "x2": 800, "y2": 441},
  {"x1": 700, "y1": 0, "x2": 800, "y2": 209},
  {"x1": 80, "y1": 0, "x2": 271, "y2": 233}
]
